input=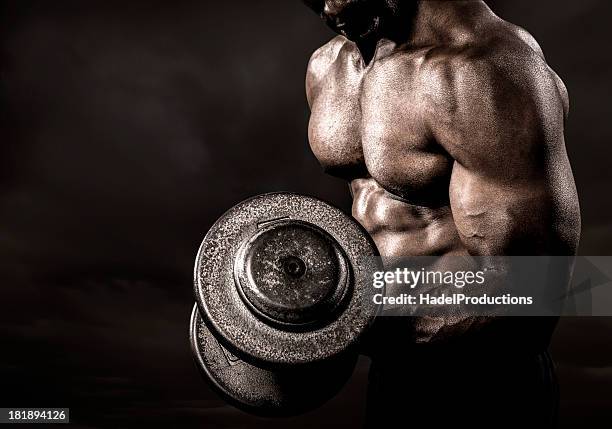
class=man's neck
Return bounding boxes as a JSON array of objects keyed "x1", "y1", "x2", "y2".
[
  {"x1": 355, "y1": 0, "x2": 490, "y2": 63},
  {"x1": 408, "y1": 0, "x2": 491, "y2": 47}
]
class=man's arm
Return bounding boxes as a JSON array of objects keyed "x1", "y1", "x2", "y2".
[
  {"x1": 407, "y1": 49, "x2": 581, "y2": 348},
  {"x1": 427, "y1": 52, "x2": 580, "y2": 257}
]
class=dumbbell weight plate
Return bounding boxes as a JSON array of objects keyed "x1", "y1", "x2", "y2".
[
  {"x1": 194, "y1": 192, "x2": 380, "y2": 367},
  {"x1": 190, "y1": 304, "x2": 358, "y2": 416}
]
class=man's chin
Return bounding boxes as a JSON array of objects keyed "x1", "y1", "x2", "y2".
[{"x1": 338, "y1": 16, "x2": 381, "y2": 42}]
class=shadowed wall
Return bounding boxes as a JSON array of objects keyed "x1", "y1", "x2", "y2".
[{"x1": 1, "y1": 1, "x2": 610, "y2": 427}]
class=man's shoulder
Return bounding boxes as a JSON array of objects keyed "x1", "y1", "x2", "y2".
[
  {"x1": 306, "y1": 36, "x2": 351, "y2": 104},
  {"x1": 420, "y1": 20, "x2": 567, "y2": 117},
  {"x1": 307, "y1": 36, "x2": 349, "y2": 79}
]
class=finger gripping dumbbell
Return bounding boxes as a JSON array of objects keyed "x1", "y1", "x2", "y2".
[{"x1": 189, "y1": 192, "x2": 381, "y2": 416}]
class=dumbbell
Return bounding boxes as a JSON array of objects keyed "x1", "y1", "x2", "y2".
[{"x1": 189, "y1": 192, "x2": 381, "y2": 416}]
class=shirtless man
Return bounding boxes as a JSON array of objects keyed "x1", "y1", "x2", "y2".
[{"x1": 304, "y1": 0, "x2": 580, "y2": 427}]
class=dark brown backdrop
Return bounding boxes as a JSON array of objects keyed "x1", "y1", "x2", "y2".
[{"x1": 1, "y1": 1, "x2": 611, "y2": 427}]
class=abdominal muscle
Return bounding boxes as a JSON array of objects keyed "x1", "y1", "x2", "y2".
[
  {"x1": 350, "y1": 177, "x2": 542, "y2": 348},
  {"x1": 350, "y1": 177, "x2": 466, "y2": 258}
]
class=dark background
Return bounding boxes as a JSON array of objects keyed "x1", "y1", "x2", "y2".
[{"x1": 1, "y1": 1, "x2": 611, "y2": 428}]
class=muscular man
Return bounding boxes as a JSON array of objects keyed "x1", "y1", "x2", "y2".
[{"x1": 304, "y1": 1, "x2": 580, "y2": 427}]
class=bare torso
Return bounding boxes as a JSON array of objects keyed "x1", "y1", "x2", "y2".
[
  {"x1": 306, "y1": 2, "x2": 577, "y2": 261},
  {"x1": 308, "y1": 36, "x2": 460, "y2": 257},
  {"x1": 304, "y1": 2, "x2": 580, "y2": 422}
]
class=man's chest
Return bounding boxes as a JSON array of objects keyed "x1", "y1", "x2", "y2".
[{"x1": 308, "y1": 53, "x2": 452, "y2": 198}]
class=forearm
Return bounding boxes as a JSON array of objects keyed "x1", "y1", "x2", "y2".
[{"x1": 379, "y1": 253, "x2": 568, "y2": 348}]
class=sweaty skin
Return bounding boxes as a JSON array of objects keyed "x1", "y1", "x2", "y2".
[{"x1": 305, "y1": 1, "x2": 581, "y2": 344}]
